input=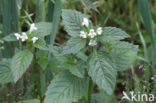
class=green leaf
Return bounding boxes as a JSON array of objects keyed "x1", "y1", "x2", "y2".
[
  {"x1": 88, "y1": 51, "x2": 117, "y2": 95},
  {"x1": 3, "y1": 33, "x2": 17, "y2": 42},
  {"x1": 44, "y1": 71, "x2": 88, "y2": 103},
  {"x1": 92, "y1": 91, "x2": 119, "y2": 103},
  {"x1": 11, "y1": 50, "x2": 33, "y2": 82},
  {"x1": 37, "y1": 51, "x2": 48, "y2": 70},
  {"x1": 50, "y1": 0, "x2": 62, "y2": 45},
  {"x1": 33, "y1": 38, "x2": 48, "y2": 50},
  {"x1": 76, "y1": 52, "x2": 88, "y2": 62},
  {"x1": 63, "y1": 37, "x2": 86, "y2": 54},
  {"x1": 69, "y1": 61, "x2": 85, "y2": 78},
  {"x1": 48, "y1": 45, "x2": 67, "y2": 63},
  {"x1": 138, "y1": 0, "x2": 155, "y2": 49},
  {"x1": 16, "y1": 99, "x2": 40, "y2": 103},
  {"x1": 83, "y1": 0, "x2": 99, "y2": 12},
  {"x1": 62, "y1": 9, "x2": 89, "y2": 37},
  {"x1": 110, "y1": 42, "x2": 138, "y2": 71},
  {"x1": 99, "y1": 27, "x2": 130, "y2": 43},
  {"x1": 32, "y1": 22, "x2": 52, "y2": 38},
  {"x1": 0, "y1": 59, "x2": 13, "y2": 84}
]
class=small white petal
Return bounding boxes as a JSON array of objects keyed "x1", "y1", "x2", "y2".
[
  {"x1": 88, "y1": 29, "x2": 96, "y2": 38},
  {"x1": 80, "y1": 31, "x2": 87, "y2": 38},
  {"x1": 82, "y1": 18, "x2": 89, "y2": 27},
  {"x1": 21, "y1": 32, "x2": 28, "y2": 42},
  {"x1": 14, "y1": 33, "x2": 21, "y2": 40},
  {"x1": 32, "y1": 37, "x2": 39, "y2": 43},
  {"x1": 30, "y1": 23, "x2": 38, "y2": 32},
  {"x1": 89, "y1": 40, "x2": 97, "y2": 46},
  {"x1": 97, "y1": 27, "x2": 103, "y2": 35}
]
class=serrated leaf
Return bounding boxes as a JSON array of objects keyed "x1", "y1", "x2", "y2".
[
  {"x1": 0, "y1": 59, "x2": 13, "y2": 84},
  {"x1": 62, "y1": 9, "x2": 89, "y2": 37},
  {"x1": 110, "y1": 42, "x2": 138, "y2": 71},
  {"x1": 37, "y1": 51, "x2": 48, "y2": 70},
  {"x1": 16, "y1": 99, "x2": 40, "y2": 103},
  {"x1": 32, "y1": 22, "x2": 52, "y2": 38},
  {"x1": 63, "y1": 37, "x2": 86, "y2": 54},
  {"x1": 76, "y1": 52, "x2": 88, "y2": 62},
  {"x1": 69, "y1": 62, "x2": 85, "y2": 78},
  {"x1": 33, "y1": 38, "x2": 48, "y2": 50},
  {"x1": 88, "y1": 51, "x2": 117, "y2": 95},
  {"x1": 3, "y1": 33, "x2": 17, "y2": 42},
  {"x1": 11, "y1": 50, "x2": 33, "y2": 82},
  {"x1": 44, "y1": 71, "x2": 88, "y2": 103},
  {"x1": 99, "y1": 27, "x2": 130, "y2": 43}
]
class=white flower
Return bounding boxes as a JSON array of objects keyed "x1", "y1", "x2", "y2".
[
  {"x1": 80, "y1": 31, "x2": 87, "y2": 38},
  {"x1": 89, "y1": 40, "x2": 97, "y2": 46},
  {"x1": 32, "y1": 37, "x2": 39, "y2": 44},
  {"x1": 30, "y1": 23, "x2": 38, "y2": 32},
  {"x1": 14, "y1": 33, "x2": 21, "y2": 40},
  {"x1": 82, "y1": 18, "x2": 89, "y2": 27},
  {"x1": 96, "y1": 27, "x2": 103, "y2": 35},
  {"x1": 21, "y1": 32, "x2": 28, "y2": 42},
  {"x1": 88, "y1": 29, "x2": 96, "y2": 38}
]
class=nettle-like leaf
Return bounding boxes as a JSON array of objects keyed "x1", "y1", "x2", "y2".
[
  {"x1": 11, "y1": 50, "x2": 33, "y2": 82},
  {"x1": 88, "y1": 51, "x2": 117, "y2": 95},
  {"x1": 68, "y1": 61, "x2": 85, "y2": 78},
  {"x1": 44, "y1": 71, "x2": 88, "y2": 103},
  {"x1": 33, "y1": 38, "x2": 48, "y2": 50},
  {"x1": 32, "y1": 22, "x2": 52, "y2": 38},
  {"x1": 99, "y1": 27, "x2": 130, "y2": 43},
  {"x1": 37, "y1": 51, "x2": 48, "y2": 70},
  {"x1": 63, "y1": 37, "x2": 86, "y2": 54},
  {"x1": 0, "y1": 59, "x2": 13, "y2": 84},
  {"x1": 110, "y1": 41, "x2": 138, "y2": 71},
  {"x1": 3, "y1": 33, "x2": 17, "y2": 42},
  {"x1": 62, "y1": 9, "x2": 89, "y2": 37}
]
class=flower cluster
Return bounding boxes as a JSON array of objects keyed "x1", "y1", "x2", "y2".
[
  {"x1": 14, "y1": 23, "x2": 38, "y2": 44},
  {"x1": 80, "y1": 18, "x2": 103, "y2": 46}
]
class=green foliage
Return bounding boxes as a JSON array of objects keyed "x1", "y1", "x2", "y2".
[
  {"x1": 62, "y1": 9, "x2": 89, "y2": 37},
  {"x1": 92, "y1": 91, "x2": 118, "y2": 103},
  {"x1": 11, "y1": 50, "x2": 33, "y2": 82},
  {"x1": 68, "y1": 61, "x2": 85, "y2": 78},
  {"x1": 0, "y1": 59, "x2": 13, "y2": 84},
  {"x1": 138, "y1": 0, "x2": 155, "y2": 45},
  {"x1": 3, "y1": 33, "x2": 17, "y2": 42},
  {"x1": 16, "y1": 99, "x2": 40, "y2": 103},
  {"x1": 32, "y1": 22, "x2": 52, "y2": 38},
  {"x1": 0, "y1": 1, "x2": 144, "y2": 103},
  {"x1": 99, "y1": 27, "x2": 130, "y2": 43},
  {"x1": 110, "y1": 42, "x2": 138, "y2": 71},
  {"x1": 88, "y1": 51, "x2": 117, "y2": 95},
  {"x1": 50, "y1": 0, "x2": 62, "y2": 45},
  {"x1": 63, "y1": 37, "x2": 86, "y2": 54},
  {"x1": 83, "y1": 0, "x2": 99, "y2": 12},
  {"x1": 44, "y1": 71, "x2": 88, "y2": 103},
  {"x1": 33, "y1": 38, "x2": 48, "y2": 50}
]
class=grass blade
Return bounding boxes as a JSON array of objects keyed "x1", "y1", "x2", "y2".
[
  {"x1": 50, "y1": 0, "x2": 62, "y2": 45},
  {"x1": 138, "y1": 0, "x2": 155, "y2": 49}
]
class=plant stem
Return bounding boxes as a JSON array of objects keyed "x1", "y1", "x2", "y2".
[{"x1": 88, "y1": 78, "x2": 93, "y2": 103}]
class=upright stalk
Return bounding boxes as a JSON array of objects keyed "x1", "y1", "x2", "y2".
[{"x1": 88, "y1": 78, "x2": 93, "y2": 103}]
